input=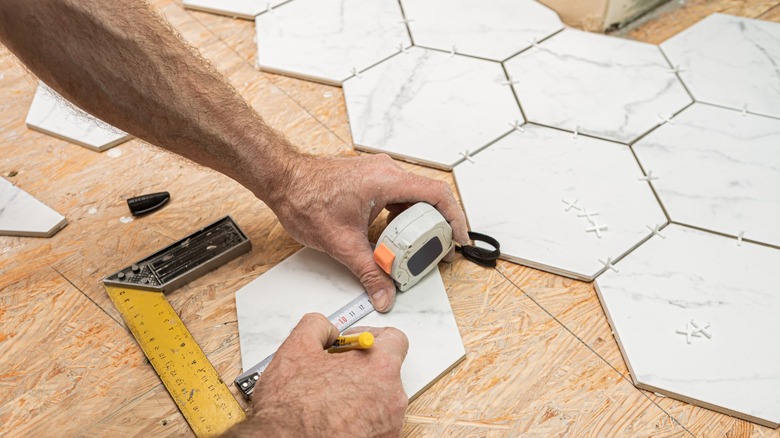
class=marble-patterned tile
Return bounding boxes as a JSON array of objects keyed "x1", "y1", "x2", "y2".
[
  {"x1": 344, "y1": 47, "x2": 522, "y2": 170},
  {"x1": 504, "y1": 29, "x2": 692, "y2": 144},
  {"x1": 25, "y1": 83, "x2": 131, "y2": 152},
  {"x1": 235, "y1": 248, "x2": 466, "y2": 400},
  {"x1": 595, "y1": 225, "x2": 780, "y2": 428},
  {"x1": 453, "y1": 125, "x2": 665, "y2": 281},
  {"x1": 634, "y1": 103, "x2": 780, "y2": 247},
  {"x1": 661, "y1": 13, "x2": 780, "y2": 119},
  {"x1": 0, "y1": 178, "x2": 67, "y2": 237},
  {"x1": 401, "y1": 0, "x2": 563, "y2": 62},
  {"x1": 183, "y1": 0, "x2": 283, "y2": 20},
  {"x1": 255, "y1": 0, "x2": 411, "y2": 86}
]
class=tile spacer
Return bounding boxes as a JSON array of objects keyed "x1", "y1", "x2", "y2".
[
  {"x1": 450, "y1": 46, "x2": 457, "y2": 57},
  {"x1": 646, "y1": 224, "x2": 666, "y2": 239},
  {"x1": 737, "y1": 230, "x2": 745, "y2": 246},
  {"x1": 397, "y1": 43, "x2": 409, "y2": 54},
  {"x1": 637, "y1": 170, "x2": 659, "y2": 182},
  {"x1": 572, "y1": 125, "x2": 580, "y2": 140},
  {"x1": 350, "y1": 67, "x2": 362, "y2": 78},
  {"x1": 689, "y1": 320, "x2": 712, "y2": 339},
  {"x1": 577, "y1": 208, "x2": 599, "y2": 225},
  {"x1": 398, "y1": 18, "x2": 415, "y2": 24},
  {"x1": 599, "y1": 257, "x2": 619, "y2": 273},
  {"x1": 562, "y1": 198, "x2": 580, "y2": 212},
  {"x1": 459, "y1": 150, "x2": 475, "y2": 164},
  {"x1": 658, "y1": 113, "x2": 675, "y2": 125},
  {"x1": 676, "y1": 322, "x2": 694, "y2": 344},
  {"x1": 742, "y1": 104, "x2": 749, "y2": 116},
  {"x1": 586, "y1": 222, "x2": 608, "y2": 238},
  {"x1": 500, "y1": 76, "x2": 520, "y2": 86},
  {"x1": 668, "y1": 65, "x2": 684, "y2": 74},
  {"x1": 508, "y1": 120, "x2": 525, "y2": 132},
  {"x1": 265, "y1": 2, "x2": 275, "y2": 14}
]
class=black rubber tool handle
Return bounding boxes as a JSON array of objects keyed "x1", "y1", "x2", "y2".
[
  {"x1": 456, "y1": 231, "x2": 501, "y2": 267},
  {"x1": 127, "y1": 191, "x2": 170, "y2": 216}
]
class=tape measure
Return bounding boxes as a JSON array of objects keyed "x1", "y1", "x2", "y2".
[
  {"x1": 235, "y1": 293, "x2": 374, "y2": 399},
  {"x1": 103, "y1": 217, "x2": 251, "y2": 437}
]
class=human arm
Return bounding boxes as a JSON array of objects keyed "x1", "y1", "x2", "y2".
[
  {"x1": 0, "y1": 0, "x2": 470, "y2": 311},
  {"x1": 223, "y1": 314, "x2": 409, "y2": 437}
]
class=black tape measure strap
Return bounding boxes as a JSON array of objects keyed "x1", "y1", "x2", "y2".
[{"x1": 456, "y1": 231, "x2": 500, "y2": 267}]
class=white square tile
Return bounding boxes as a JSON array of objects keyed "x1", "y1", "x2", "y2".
[
  {"x1": 255, "y1": 0, "x2": 411, "y2": 85},
  {"x1": 453, "y1": 125, "x2": 666, "y2": 281},
  {"x1": 235, "y1": 248, "x2": 466, "y2": 400},
  {"x1": 634, "y1": 103, "x2": 780, "y2": 247},
  {"x1": 595, "y1": 225, "x2": 780, "y2": 428},
  {"x1": 661, "y1": 14, "x2": 780, "y2": 119},
  {"x1": 401, "y1": 0, "x2": 563, "y2": 61},
  {"x1": 183, "y1": 0, "x2": 283, "y2": 20},
  {"x1": 505, "y1": 29, "x2": 692, "y2": 144},
  {"x1": 0, "y1": 178, "x2": 67, "y2": 238},
  {"x1": 25, "y1": 83, "x2": 131, "y2": 152},
  {"x1": 344, "y1": 47, "x2": 522, "y2": 170}
]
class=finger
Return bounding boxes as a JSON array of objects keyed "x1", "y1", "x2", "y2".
[
  {"x1": 370, "y1": 327, "x2": 410, "y2": 367},
  {"x1": 279, "y1": 313, "x2": 339, "y2": 353},
  {"x1": 333, "y1": 234, "x2": 397, "y2": 313}
]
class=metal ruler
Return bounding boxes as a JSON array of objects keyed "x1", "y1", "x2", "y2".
[{"x1": 235, "y1": 293, "x2": 374, "y2": 399}]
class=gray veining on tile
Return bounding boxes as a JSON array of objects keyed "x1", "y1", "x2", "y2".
[
  {"x1": 634, "y1": 103, "x2": 780, "y2": 247},
  {"x1": 25, "y1": 83, "x2": 131, "y2": 152},
  {"x1": 344, "y1": 47, "x2": 522, "y2": 170},
  {"x1": 595, "y1": 225, "x2": 780, "y2": 428},
  {"x1": 504, "y1": 29, "x2": 692, "y2": 144},
  {"x1": 453, "y1": 125, "x2": 665, "y2": 281},
  {"x1": 235, "y1": 248, "x2": 465, "y2": 399},
  {"x1": 183, "y1": 0, "x2": 283, "y2": 20},
  {"x1": 400, "y1": 0, "x2": 563, "y2": 61},
  {"x1": 255, "y1": 0, "x2": 411, "y2": 85},
  {"x1": 661, "y1": 14, "x2": 780, "y2": 119},
  {"x1": 0, "y1": 178, "x2": 67, "y2": 238}
]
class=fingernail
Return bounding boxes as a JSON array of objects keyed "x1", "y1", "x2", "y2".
[{"x1": 370, "y1": 289, "x2": 389, "y2": 311}]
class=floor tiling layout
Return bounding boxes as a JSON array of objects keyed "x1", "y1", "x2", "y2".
[
  {"x1": 235, "y1": 247, "x2": 466, "y2": 400},
  {"x1": 254, "y1": 0, "x2": 411, "y2": 85},
  {"x1": 188, "y1": 0, "x2": 780, "y2": 426},
  {"x1": 343, "y1": 47, "x2": 521, "y2": 170},
  {"x1": 453, "y1": 125, "x2": 666, "y2": 281},
  {"x1": 595, "y1": 225, "x2": 780, "y2": 428},
  {"x1": 25, "y1": 83, "x2": 132, "y2": 152},
  {"x1": 183, "y1": 0, "x2": 285, "y2": 20},
  {"x1": 661, "y1": 13, "x2": 780, "y2": 120},
  {"x1": 504, "y1": 28, "x2": 692, "y2": 144},
  {"x1": 0, "y1": 177, "x2": 67, "y2": 238},
  {"x1": 633, "y1": 103, "x2": 780, "y2": 248},
  {"x1": 400, "y1": 0, "x2": 563, "y2": 61}
]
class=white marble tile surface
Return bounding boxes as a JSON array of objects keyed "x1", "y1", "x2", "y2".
[
  {"x1": 235, "y1": 248, "x2": 465, "y2": 400},
  {"x1": 344, "y1": 47, "x2": 522, "y2": 170},
  {"x1": 661, "y1": 14, "x2": 780, "y2": 119},
  {"x1": 634, "y1": 103, "x2": 780, "y2": 247},
  {"x1": 255, "y1": 0, "x2": 411, "y2": 85},
  {"x1": 504, "y1": 29, "x2": 692, "y2": 144},
  {"x1": 595, "y1": 225, "x2": 780, "y2": 428},
  {"x1": 400, "y1": 0, "x2": 563, "y2": 61},
  {"x1": 25, "y1": 83, "x2": 131, "y2": 152},
  {"x1": 183, "y1": 0, "x2": 283, "y2": 20},
  {"x1": 0, "y1": 178, "x2": 67, "y2": 237},
  {"x1": 453, "y1": 125, "x2": 666, "y2": 281}
]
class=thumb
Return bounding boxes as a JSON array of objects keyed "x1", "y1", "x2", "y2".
[{"x1": 335, "y1": 235, "x2": 397, "y2": 313}]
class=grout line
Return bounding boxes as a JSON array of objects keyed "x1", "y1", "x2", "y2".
[
  {"x1": 395, "y1": 0, "x2": 415, "y2": 46},
  {"x1": 413, "y1": 44, "x2": 498, "y2": 63},
  {"x1": 500, "y1": 26, "x2": 565, "y2": 63},
  {"x1": 672, "y1": 221, "x2": 780, "y2": 251},
  {"x1": 627, "y1": 144, "x2": 673, "y2": 223},
  {"x1": 492, "y1": 265, "x2": 696, "y2": 437},
  {"x1": 50, "y1": 265, "x2": 123, "y2": 326},
  {"x1": 657, "y1": 46, "x2": 696, "y2": 101},
  {"x1": 500, "y1": 63, "x2": 528, "y2": 122}
]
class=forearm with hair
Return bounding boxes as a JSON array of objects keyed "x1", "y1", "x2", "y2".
[{"x1": 0, "y1": 0, "x2": 297, "y2": 200}]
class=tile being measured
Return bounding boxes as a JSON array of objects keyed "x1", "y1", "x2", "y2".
[
  {"x1": 453, "y1": 125, "x2": 665, "y2": 281},
  {"x1": 661, "y1": 14, "x2": 780, "y2": 119},
  {"x1": 595, "y1": 225, "x2": 780, "y2": 428},
  {"x1": 183, "y1": 0, "x2": 282, "y2": 20},
  {"x1": 235, "y1": 247, "x2": 466, "y2": 400},
  {"x1": 634, "y1": 103, "x2": 780, "y2": 247},
  {"x1": 255, "y1": 0, "x2": 411, "y2": 85},
  {"x1": 0, "y1": 178, "x2": 67, "y2": 237},
  {"x1": 504, "y1": 29, "x2": 692, "y2": 144},
  {"x1": 344, "y1": 47, "x2": 522, "y2": 170},
  {"x1": 25, "y1": 83, "x2": 131, "y2": 152},
  {"x1": 401, "y1": 0, "x2": 563, "y2": 61}
]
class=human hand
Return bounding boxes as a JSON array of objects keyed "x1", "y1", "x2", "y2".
[
  {"x1": 265, "y1": 153, "x2": 469, "y2": 312},
  {"x1": 225, "y1": 313, "x2": 409, "y2": 437}
]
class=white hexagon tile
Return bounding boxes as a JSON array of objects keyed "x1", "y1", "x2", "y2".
[
  {"x1": 453, "y1": 125, "x2": 666, "y2": 281},
  {"x1": 343, "y1": 47, "x2": 522, "y2": 170},
  {"x1": 596, "y1": 225, "x2": 780, "y2": 428},
  {"x1": 634, "y1": 103, "x2": 780, "y2": 248},
  {"x1": 254, "y1": 0, "x2": 411, "y2": 85},
  {"x1": 504, "y1": 29, "x2": 692, "y2": 144},
  {"x1": 0, "y1": 178, "x2": 67, "y2": 238},
  {"x1": 661, "y1": 14, "x2": 780, "y2": 119},
  {"x1": 183, "y1": 0, "x2": 282, "y2": 20},
  {"x1": 400, "y1": 0, "x2": 563, "y2": 61},
  {"x1": 26, "y1": 83, "x2": 131, "y2": 152}
]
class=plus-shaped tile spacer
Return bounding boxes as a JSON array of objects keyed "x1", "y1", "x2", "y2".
[
  {"x1": 689, "y1": 320, "x2": 712, "y2": 339},
  {"x1": 577, "y1": 208, "x2": 600, "y2": 225},
  {"x1": 398, "y1": 18, "x2": 415, "y2": 24},
  {"x1": 586, "y1": 222, "x2": 608, "y2": 239},
  {"x1": 742, "y1": 104, "x2": 749, "y2": 117},
  {"x1": 500, "y1": 76, "x2": 520, "y2": 86},
  {"x1": 450, "y1": 46, "x2": 457, "y2": 57},
  {"x1": 397, "y1": 43, "x2": 409, "y2": 54},
  {"x1": 562, "y1": 198, "x2": 580, "y2": 212},
  {"x1": 459, "y1": 150, "x2": 475, "y2": 164},
  {"x1": 668, "y1": 65, "x2": 685, "y2": 74},
  {"x1": 676, "y1": 322, "x2": 695, "y2": 345},
  {"x1": 658, "y1": 114, "x2": 675, "y2": 125},
  {"x1": 508, "y1": 120, "x2": 525, "y2": 132},
  {"x1": 599, "y1": 258, "x2": 619, "y2": 273},
  {"x1": 350, "y1": 67, "x2": 362, "y2": 78},
  {"x1": 638, "y1": 170, "x2": 659, "y2": 182},
  {"x1": 737, "y1": 230, "x2": 745, "y2": 246},
  {"x1": 572, "y1": 125, "x2": 580, "y2": 140},
  {"x1": 646, "y1": 224, "x2": 666, "y2": 239}
]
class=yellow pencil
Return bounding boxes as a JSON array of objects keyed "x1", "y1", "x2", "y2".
[{"x1": 327, "y1": 332, "x2": 374, "y2": 353}]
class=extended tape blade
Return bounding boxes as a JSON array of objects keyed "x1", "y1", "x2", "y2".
[{"x1": 235, "y1": 293, "x2": 374, "y2": 399}]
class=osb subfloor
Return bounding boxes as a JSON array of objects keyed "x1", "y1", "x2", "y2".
[{"x1": 1, "y1": 1, "x2": 779, "y2": 436}]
